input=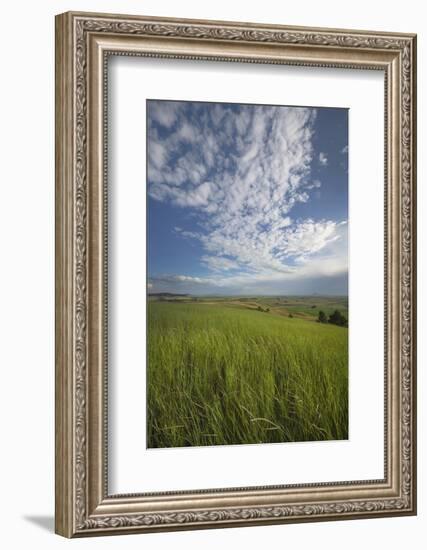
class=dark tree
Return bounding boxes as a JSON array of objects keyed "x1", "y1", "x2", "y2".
[
  {"x1": 318, "y1": 310, "x2": 328, "y2": 323},
  {"x1": 328, "y1": 310, "x2": 348, "y2": 327}
]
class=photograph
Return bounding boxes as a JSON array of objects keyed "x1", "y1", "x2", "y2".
[{"x1": 147, "y1": 99, "x2": 349, "y2": 449}]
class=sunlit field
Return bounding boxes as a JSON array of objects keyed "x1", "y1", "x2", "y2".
[{"x1": 147, "y1": 296, "x2": 348, "y2": 448}]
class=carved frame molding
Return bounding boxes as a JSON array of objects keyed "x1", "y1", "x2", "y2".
[{"x1": 55, "y1": 12, "x2": 416, "y2": 537}]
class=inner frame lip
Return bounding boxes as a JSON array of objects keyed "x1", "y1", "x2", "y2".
[{"x1": 102, "y1": 50, "x2": 389, "y2": 500}]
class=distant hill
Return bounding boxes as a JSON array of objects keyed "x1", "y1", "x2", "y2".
[{"x1": 148, "y1": 292, "x2": 190, "y2": 297}]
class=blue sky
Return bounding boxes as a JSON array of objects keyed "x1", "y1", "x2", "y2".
[{"x1": 147, "y1": 100, "x2": 348, "y2": 295}]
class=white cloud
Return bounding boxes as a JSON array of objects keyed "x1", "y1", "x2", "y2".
[
  {"x1": 201, "y1": 256, "x2": 239, "y2": 272},
  {"x1": 318, "y1": 152, "x2": 328, "y2": 166},
  {"x1": 174, "y1": 181, "x2": 216, "y2": 207},
  {"x1": 148, "y1": 141, "x2": 167, "y2": 170},
  {"x1": 155, "y1": 274, "x2": 207, "y2": 284},
  {"x1": 148, "y1": 101, "x2": 180, "y2": 128},
  {"x1": 174, "y1": 275, "x2": 203, "y2": 283},
  {"x1": 177, "y1": 121, "x2": 198, "y2": 142},
  {"x1": 279, "y1": 219, "x2": 342, "y2": 259}
]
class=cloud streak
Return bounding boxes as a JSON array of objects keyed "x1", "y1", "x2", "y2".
[{"x1": 318, "y1": 152, "x2": 328, "y2": 166}]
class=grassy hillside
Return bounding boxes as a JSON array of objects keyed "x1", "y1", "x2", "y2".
[{"x1": 147, "y1": 299, "x2": 348, "y2": 448}]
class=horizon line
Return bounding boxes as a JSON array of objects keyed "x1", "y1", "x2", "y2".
[{"x1": 148, "y1": 292, "x2": 348, "y2": 297}]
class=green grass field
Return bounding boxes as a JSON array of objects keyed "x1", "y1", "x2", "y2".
[{"x1": 147, "y1": 297, "x2": 348, "y2": 448}]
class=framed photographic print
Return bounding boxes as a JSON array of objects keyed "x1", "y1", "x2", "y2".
[{"x1": 55, "y1": 11, "x2": 417, "y2": 537}]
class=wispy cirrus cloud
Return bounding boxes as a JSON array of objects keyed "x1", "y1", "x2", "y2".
[
  {"x1": 147, "y1": 100, "x2": 347, "y2": 294},
  {"x1": 201, "y1": 255, "x2": 240, "y2": 272}
]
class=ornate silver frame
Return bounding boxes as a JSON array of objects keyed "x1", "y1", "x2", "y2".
[{"x1": 55, "y1": 11, "x2": 417, "y2": 537}]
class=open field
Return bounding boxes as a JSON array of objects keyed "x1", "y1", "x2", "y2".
[
  {"x1": 149, "y1": 294, "x2": 348, "y2": 321},
  {"x1": 147, "y1": 296, "x2": 348, "y2": 448}
]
